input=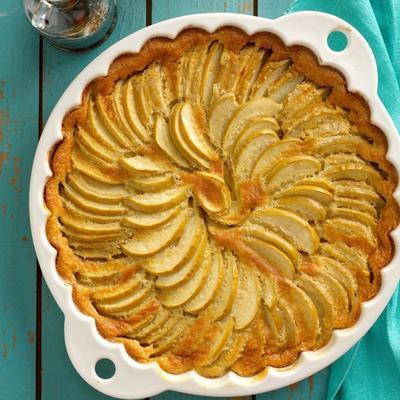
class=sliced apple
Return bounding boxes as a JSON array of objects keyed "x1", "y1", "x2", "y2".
[
  {"x1": 201, "y1": 317, "x2": 235, "y2": 367},
  {"x1": 72, "y1": 244, "x2": 122, "y2": 260},
  {"x1": 154, "y1": 115, "x2": 190, "y2": 168},
  {"x1": 222, "y1": 97, "x2": 281, "y2": 155},
  {"x1": 241, "y1": 224, "x2": 299, "y2": 265},
  {"x1": 159, "y1": 239, "x2": 212, "y2": 308},
  {"x1": 62, "y1": 183, "x2": 127, "y2": 215},
  {"x1": 91, "y1": 271, "x2": 145, "y2": 301},
  {"x1": 320, "y1": 242, "x2": 370, "y2": 279},
  {"x1": 312, "y1": 255, "x2": 360, "y2": 318},
  {"x1": 204, "y1": 250, "x2": 239, "y2": 321},
  {"x1": 268, "y1": 67, "x2": 304, "y2": 103},
  {"x1": 75, "y1": 125, "x2": 116, "y2": 163},
  {"x1": 277, "y1": 280, "x2": 319, "y2": 348},
  {"x1": 314, "y1": 135, "x2": 368, "y2": 155},
  {"x1": 124, "y1": 186, "x2": 188, "y2": 212},
  {"x1": 296, "y1": 177, "x2": 335, "y2": 193},
  {"x1": 209, "y1": 93, "x2": 239, "y2": 147},
  {"x1": 263, "y1": 303, "x2": 289, "y2": 348},
  {"x1": 243, "y1": 237, "x2": 295, "y2": 279},
  {"x1": 276, "y1": 196, "x2": 327, "y2": 222},
  {"x1": 142, "y1": 63, "x2": 168, "y2": 115},
  {"x1": 234, "y1": 130, "x2": 279, "y2": 181},
  {"x1": 129, "y1": 173, "x2": 175, "y2": 192},
  {"x1": 122, "y1": 77, "x2": 150, "y2": 142},
  {"x1": 284, "y1": 108, "x2": 351, "y2": 139},
  {"x1": 86, "y1": 99, "x2": 121, "y2": 150},
  {"x1": 325, "y1": 153, "x2": 364, "y2": 166},
  {"x1": 184, "y1": 45, "x2": 208, "y2": 102},
  {"x1": 200, "y1": 42, "x2": 224, "y2": 107},
  {"x1": 323, "y1": 218, "x2": 376, "y2": 252},
  {"x1": 143, "y1": 212, "x2": 202, "y2": 275},
  {"x1": 180, "y1": 102, "x2": 218, "y2": 161},
  {"x1": 324, "y1": 163, "x2": 382, "y2": 186},
  {"x1": 232, "y1": 117, "x2": 279, "y2": 161},
  {"x1": 162, "y1": 55, "x2": 185, "y2": 104},
  {"x1": 94, "y1": 280, "x2": 153, "y2": 315},
  {"x1": 60, "y1": 213, "x2": 122, "y2": 235},
  {"x1": 132, "y1": 73, "x2": 153, "y2": 129},
  {"x1": 155, "y1": 233, "x2": 207, "y2": 289},
  {"x1": 127, "y1": 307, "x2": 170, "y2": 340},
  {"x1": 67, "y1": 172, "x2": 127, "y2": 204},
  {"x1": 142, "y1": 310, "x2": 182, "y2": 344},
  {"x1": 328, "y1": 206, "x2": 377, "y2": 231},
  {"x1": 122, "y1": 210, "x2": 188, "y2": 257},
  {"x1": 187, "y1": 171, "x2": 231, "y2": 214},
  {"x1": 61, "y1": 226, "x2": 127, "y2": 243},
  {"x1": 71, "y1": 148, "x2": 122, "y2": 185},
  {"x1": 74, "y1": 138, "x2": 117, "y2": 170},
  {"x1": 280, "y1": 82, "x2": 326, "y2": 123},
  {"x1": 112, "y1": 80, "x2": 145, "y2": 146},
  {"x1": 230, "y1": 262, "x2": 261, "y2": 330},
  {"x1": 95, "y1": 94, "x2": 132, "y2": 148},
  {"x1": 251, "y1": 138, "x2": 302, "y2": 178},
  {"x1": 184, "y1": 243, "x2": 224, "y2": 314},
  {"x1": 264, "y1": 156, "x2": 321, "y2": 190},
  {"x1": 333, "y1": 180, "x2": 381, "y2": 202},
  {"x1": 151, "y1": 316, "x2": 193, "y2": 356},
  {"x1": 215, "y1": 46, "x2": 255, "y2": 96},
  {"x1": 277, "y1": 185, "x2": 334, "y2": 205},
  {"x1": 258, "y1": 273, "x2": 278, "y2": 309},
  {"x1": 169, "y1": 103, "x2": 210, "y2": 169},
  {"x1": 119, "y1": 155, "x2": 168, "y2": 176},
  {"x1": 63, "y1": 200, "x2": 122, "y2": 224},
  {"x1": 236, "y1": 48, "x2": 265, "y2": 103},
  {"x1": 311, "y1": 271, "x2": 349, "y2": 328},
  {"x1": 123, "y1": 205, "x2": 182, "y2": 229},
  {"x1": 335, "y1": 196, "x2": 377, "y2": 217},
  {"x1": 249, "y1": 208, "x2": 319, "y2": 254},
  {"x1": 295, "y1": 274, "x2": 334, "y2": 347},
  {"x1": 76, "y1": 266, "x2": 123, "y2": 287},
  {"x1": 250, "y1": 59, "x2": 291, "y2": 98}
]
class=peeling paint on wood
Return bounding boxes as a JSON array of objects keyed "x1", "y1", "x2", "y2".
[
  {"x1": 309, "y1": 375, "x2": 314, "y2": 393},
  {"x1": 0, "y1": 109, "x2": 10, "y2": 145},
  {"x1": 9, "y1": 156, "x2": 21, "y2": 191},
  {"x1": 3, "y1": 343, "x2": 8, "y2": 359},
  {"x1": 27, "y1": 331, "x2": 35, "y2": 345},
  {"x1": 0, "y1": 152, "x2": 8, "y2": 175}
]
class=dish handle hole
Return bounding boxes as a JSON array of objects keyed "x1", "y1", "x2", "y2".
[
  {"x1": 95, "y1": 358, "x2": 116, "y2": 380},
  {"x1": 327, "y1": 30, "x2": 348, "y2": 52}
]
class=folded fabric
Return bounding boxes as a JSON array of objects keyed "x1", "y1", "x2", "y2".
[{"x1": 286, "y1": 1, "x2": 400, "y2": 399}]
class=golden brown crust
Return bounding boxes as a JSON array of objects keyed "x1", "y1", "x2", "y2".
[{"x1": 44, "y1": 27, "x2": 399, "y2": 378}]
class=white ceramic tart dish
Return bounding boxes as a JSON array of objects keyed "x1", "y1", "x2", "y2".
[{"x1": 30, "y1": 12, "x2": 400, "y2": 399}]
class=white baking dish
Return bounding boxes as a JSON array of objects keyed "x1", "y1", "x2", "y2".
[{"x1": 29, "y1": 12, "x2": 400, "y2": 399}]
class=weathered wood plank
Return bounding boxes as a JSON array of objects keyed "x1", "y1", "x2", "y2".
[
  {"x1": 257, "y1": 1, "x2": 331, "y2": 399},
  {"x1": 0, "y1": 1, "x2": 39, "y2": 399},
  {"x1": 151, "y1": 0, "x2": 254, "y2": 23},
  {"x1": 40, "y1": 2, "x2": 146, "y2": 399},
  {"x1": 257, "y1": 0, "x2": 293, "y2": 18},
  {"x1": 151, "y1": 1, "x2": 253, "y2": 400}
]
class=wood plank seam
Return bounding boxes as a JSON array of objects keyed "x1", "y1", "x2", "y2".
[
  {"x1": 253, "y1": 0, "x2": 258, "y2": 16},
  {"x1": 36, "y1": 35, "x2": 44, "y2": 400},
  {"x1": 146, "y1": 0, "x2": 152, "y2": 26}
]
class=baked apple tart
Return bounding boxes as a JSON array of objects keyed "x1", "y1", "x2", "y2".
[{"x1": 45, "y1": 28, "x2": 399, "y2": 377}]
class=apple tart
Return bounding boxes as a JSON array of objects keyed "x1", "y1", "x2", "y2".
[{"x1": 45, "y1": 28, "x2": 399, "y2": 377}]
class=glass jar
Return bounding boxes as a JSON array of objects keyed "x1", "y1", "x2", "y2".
[{"x1": 23, "y1": 0, "x2": 116, "y2": 51}]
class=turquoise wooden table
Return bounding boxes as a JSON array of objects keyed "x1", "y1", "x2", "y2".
[{"x1": 0, "y1": 1, "x2": 331, "y2": 399}]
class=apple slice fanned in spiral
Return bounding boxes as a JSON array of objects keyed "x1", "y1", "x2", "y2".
[{"x1": 52, "y1": 35, "x2": 395, "y2": 378}]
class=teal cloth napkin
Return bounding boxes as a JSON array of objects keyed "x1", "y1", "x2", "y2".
[{"x1": 286, "y1": 1, "x2": 400, "y2": 399}]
